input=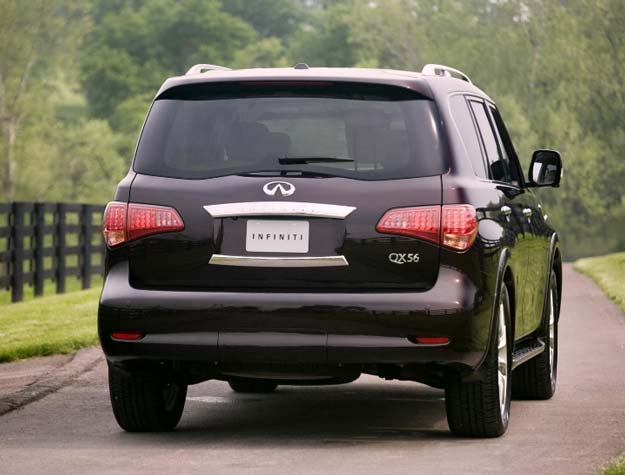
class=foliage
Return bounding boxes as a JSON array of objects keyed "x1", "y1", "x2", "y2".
[
  {"x1": 80, "y1": 0, "x2": 256, "y2": 120},
  {"x1": 288, "y1": 3, "x2": 359, "y2": 67},
  {"x1": 0, "y1": 0, "x2": 88, "y2": 201},
  {"x1": 574, "y1": 252, "x2": 625, "y2": 315},
  {"x1": 0, "y1": 0, "x2": 623, "y2": 257},
  {"x1": 0, "y1": 287, "x2": 99, "y2": 362},
  {"x1": 342, "y1": 0, "x2": 625, "y2": 258},
  {"x1": 222, "y1": 0, "x2": 304, "y2": 40},
  {"x1": 601, "y1": 453, "x2": 625, "y2": 475}
]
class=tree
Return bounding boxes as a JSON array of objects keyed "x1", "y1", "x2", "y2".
[
  {"x1": 0, "y1": 0, "x2": 86, "y2": 201},
  {"x1": 287, "y1": 3, "x2": 359, "y2": 67},
  {"x1": 222, "y1": 0, "x2": 304, "y2": 40},
  {"x1": 80, "y1": 0, "x2": 256, "y2": 121}
]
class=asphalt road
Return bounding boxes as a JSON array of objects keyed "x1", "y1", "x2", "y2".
[{"x1": 1, "y1": 264, "x2": 625, "y2": 474}]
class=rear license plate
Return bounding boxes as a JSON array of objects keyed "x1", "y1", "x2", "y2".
[{"x1": 246, "y1": 220, "x2": 309, "y2": 253}]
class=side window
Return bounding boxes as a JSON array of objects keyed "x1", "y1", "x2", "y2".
[
  {"x1": 449, "y1": 95, "x2": 488, "y2": 178},
  {"x1": 469, "y1": 100, "x2": 510, "y2": 183},
  {"x1": 488, "y1": 106, "x2": 522, "y2": 186}
]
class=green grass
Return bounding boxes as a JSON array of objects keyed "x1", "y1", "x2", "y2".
[
  {"x1": 574, "y1": 252, "x2": 625, "y2": 315},
  {"x1": 0, "y1": 277, "x2": 103, "y2": 306},
  {"x1": 0, "y1": 287, "x2": 100, "y2": 363},
  {"x1": 601, "y1": 455, "x2": 625, "y2": 475}
]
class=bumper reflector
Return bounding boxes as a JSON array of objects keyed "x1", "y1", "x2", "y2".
[
  {"x1": 409, "y1": 336, "x2": 450, "y2": 345},
  {"x1": 111, "y1": 332, "x2": 144, "y2": 341}
]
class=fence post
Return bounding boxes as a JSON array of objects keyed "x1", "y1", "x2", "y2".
[
  {"x1": 80, "y1": 204, "x2": 93, "y2": 289},
  {"x1": 10, "y1": 202, "x2": 25, "y2": 302},
  {"x1": 33, "y1": 203, "x2": 45, "y2": 296},
  {"x1": 99, "y1": 206, "x2": 105, "y2": 276},
  {"x1": 55, "y1": 203, "x2": 66, "y2": 294}
]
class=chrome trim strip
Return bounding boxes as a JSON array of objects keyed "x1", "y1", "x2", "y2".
[
  {"x1": 209, "y1": 254, "x2": 349, "y2": 268},
  {"x1": 203, "y1": 202, "x2": 356, "y2": 219}
]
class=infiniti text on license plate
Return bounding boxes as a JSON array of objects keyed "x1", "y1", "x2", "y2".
[{"x1": 245, "y1": 220, "x2": 309, "y2": 253}]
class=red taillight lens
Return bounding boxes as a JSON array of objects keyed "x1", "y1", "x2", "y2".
[
  {"x1": 103, "y1": 202, "x2": 126, "y2": 247},
  {"x1": 441, "y1": 205, "x2": 478, "y2": 251},
  {"x1": 376, "y1": 206, "x2": 441, "y2": 244},
  {"x1": 376, "y1": 204, "x2": 477, "y2": 251},
  {"x1": 127, "y1": 203, "x2": 184, "y2": 241},
  {"x1": 103, "y1": 202, "x2": 184, "y2": 247}
]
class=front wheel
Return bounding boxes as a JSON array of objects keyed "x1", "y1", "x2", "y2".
[
  {"x1": 108, "y1": 364, "x2": 187, "y2": 432},
  {"x1": 445, "y1": 284, "x2": 512, "y2": 438}
]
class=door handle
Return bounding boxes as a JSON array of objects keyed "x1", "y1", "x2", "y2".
[
  {"x1": 523, "y1": 208, "x2": 533, "y2": 217},
  {"x1": 500, "y1": 205, "x2": 512, "y2": 216}
]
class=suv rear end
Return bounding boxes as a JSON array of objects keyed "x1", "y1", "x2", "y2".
[{"x1": 99, "y1": 67, "x2": 493, "y2": 435}]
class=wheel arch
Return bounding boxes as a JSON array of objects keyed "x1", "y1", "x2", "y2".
[
  {"x1": 548, "y1": 234, "x2": 562, "y2": 321},
  {"x1": 474, "y1": 247, "x2": 513, "y2": 372},
  {"x1": 502, "y1": 265, "x2": 516, "y2": 342}
]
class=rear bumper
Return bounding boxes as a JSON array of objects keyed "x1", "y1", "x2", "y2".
[{"x1": 98, "y1": 262, "x2": 493, "y2": 372}]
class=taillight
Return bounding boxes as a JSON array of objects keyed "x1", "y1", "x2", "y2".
[
  {"x1": 441, "y1": 205, "x2": 478, "y2": 251},
  {"x1": 376, "y1": 206, "x2": 440, "y2": 244},
  {"x1": 103, "y1": 202, "x2": 184, "y2": 247},
  {"x1": 102, "y1": 202, "x2": 126, "y2": 247},
  {"x1": 376, "y1": 204, "x2": 477, "y2": 251}
]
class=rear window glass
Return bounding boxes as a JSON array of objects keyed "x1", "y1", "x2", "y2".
[{"x1": 133, "y1": 82, "x2": 447, "y2": 180}]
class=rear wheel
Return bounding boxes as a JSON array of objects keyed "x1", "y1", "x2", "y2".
[
  {"x1": 445, "y1": 284, "x2": 512, "y2": 438},
  {"x1": 108, "y1": 364, "x2": 187, "y2": 432},
  {"x1": 228, "y1": 379, "x2": 278, "y2": 393},
  {"x1": 512, "y1": 269, "x2": 558, "y2": 399}
]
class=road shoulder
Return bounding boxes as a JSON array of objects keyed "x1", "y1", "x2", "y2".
[{"x1": 0, "y1": 347, "x2": 103, "y2": 416}]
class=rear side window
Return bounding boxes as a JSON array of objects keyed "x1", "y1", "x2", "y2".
[
  {"x1": 469, "y1": 100, "x2": 511, "y2": 183},
  {"x1": 449, "y1": 95, "x2": 488, "y2": 178},
  {"x1": 133, "y1": 82, "x2": 447, "y2": 180},
  {"x1": 488, "y1": 106, "x2": 522, "y2": 186}
]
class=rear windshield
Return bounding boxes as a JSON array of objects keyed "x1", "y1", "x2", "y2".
[{"x1": 133, "y1": 82, "x2": 446, "y2": 180}]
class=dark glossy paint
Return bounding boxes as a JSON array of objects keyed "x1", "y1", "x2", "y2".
[
  {"x1": 126, "y1": 173, "x2": 442, "y2": 291},
  {"x1": 99, "y1": 68, "x2": 561, "y2": 385}
]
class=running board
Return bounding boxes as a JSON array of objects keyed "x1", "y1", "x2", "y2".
[{"x1": 511, "y1": 339, "x2": 546, "y2": 370}]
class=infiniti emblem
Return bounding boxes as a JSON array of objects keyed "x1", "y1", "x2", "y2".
[{"x1": 263, "y1": 181, "x2": 295, "y2": 197}]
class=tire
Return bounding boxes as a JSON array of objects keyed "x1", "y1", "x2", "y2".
[
  {"x1": 108, "y1": 364, "x2": 187, "y2": 432},
  {"x1": 512, "y1": 269, "x2": 558, "y2": 400},
  {"x1": 445, "y1": 284, "x2": 512, "y2": 438},
  {"x1": 228, "y1": 379, "x2": 278, "y2": 393}
]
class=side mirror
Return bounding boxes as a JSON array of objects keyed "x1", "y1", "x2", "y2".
[{"x1": 528, "y1": 150, "x2": 562, "y2": 187}]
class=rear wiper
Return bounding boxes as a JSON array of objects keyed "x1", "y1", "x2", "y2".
[{"x1": 278, "y1": 156, "x2": 354, "y2": 165}]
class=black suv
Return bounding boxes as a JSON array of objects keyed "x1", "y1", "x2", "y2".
[{"x1": 99, "y1": 63, "x2": 562, "y2": 437}]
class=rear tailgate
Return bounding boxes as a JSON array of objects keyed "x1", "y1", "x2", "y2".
[{"x1": 127, "y1": 173, "x2": 442, "y2": 291}]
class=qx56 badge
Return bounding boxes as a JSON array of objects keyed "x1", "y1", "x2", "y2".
[{"x1": 388, "y1": 253, "x2": 420, "y2": 264}]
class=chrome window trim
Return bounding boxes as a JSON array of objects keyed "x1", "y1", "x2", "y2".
[
  {"x1": 209, "y1": 254, "x2": 349, "y2": 268},
  {"x1": 203, "y1": 201, "x2": 356, "y2": 219}
]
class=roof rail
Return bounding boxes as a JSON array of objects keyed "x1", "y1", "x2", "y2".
[
  {"x1": 421, "y1": 64, "x2": 472, "y2": 84},
  {"x1": 185, "y1": 64, "x2": 231, "y2": 75}
]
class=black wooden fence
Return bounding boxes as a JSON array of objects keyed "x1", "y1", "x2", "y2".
[{"x1": 0, "y1": 202, "x2": 105, "y2": 303}]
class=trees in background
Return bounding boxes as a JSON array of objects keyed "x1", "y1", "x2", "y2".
[
  {"x1": 0, "y1": 0, "x2": 623, "y2": 257},
  {"x1": 0, "y1": 0, "x2": 126, "y2": 203},
  {"x1": 0, "y1": 0, "x2": 85, "y2": 201}
]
